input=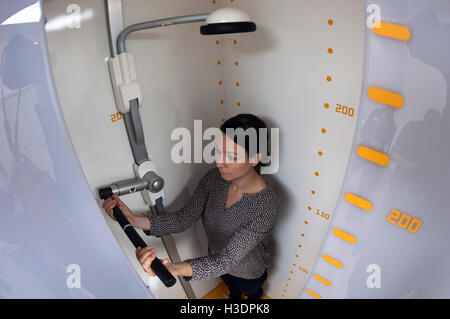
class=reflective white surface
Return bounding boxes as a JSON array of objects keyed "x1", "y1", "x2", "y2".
[
  {"x1": 222, "y1": 0, "x2": 366, "y2": 299},
  {"x1": 301, "y1": 0, "x2": 450, "y2": 298},
  {"x1": 0, "y1": 0, "x2": 151, "y2": 298},
  {"x1": 43, "y1": 0, "x2": 225, "y2": 298}
]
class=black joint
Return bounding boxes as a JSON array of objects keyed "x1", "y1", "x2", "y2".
[{"x1": 98, "y1": 187, "x2": 113, "y2": 200}]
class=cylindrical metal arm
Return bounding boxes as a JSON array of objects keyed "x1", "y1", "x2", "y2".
[
  {"x1": 99, "y1": 178, "x2": 149, "y2": 198},
  {"x1": 117, "y1": 13, "x2": 209, "y2": 54}
]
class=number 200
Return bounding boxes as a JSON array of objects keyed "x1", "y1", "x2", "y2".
[
  {"x1": 336, "y1": 104, "x2": 354, "y2": 117},
  {"x1": 386, "y1": 209, "x2": 421, "y2": 233}
]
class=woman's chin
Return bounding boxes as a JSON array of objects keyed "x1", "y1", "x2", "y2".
[{"x1": 219, "y1": 171, "x2": 231, "y2": 180}]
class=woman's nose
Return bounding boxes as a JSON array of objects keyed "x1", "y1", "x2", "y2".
[{"x1": 216, "y1": 161, "x2": 225, "y2": 168}]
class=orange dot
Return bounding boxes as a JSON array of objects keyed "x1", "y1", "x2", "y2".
[
  {"x1": 318, "y1": 151, "x2": 323, "y2": 156},
  {"x1": 321, "y1": 128, "x2": 327, "y2": 134},
  {"x1": 324, "y1": 103, "x2": 330, "y2": 109},
  {"x1": 295, "y1": 254, "x2": 299, "y2": 258},
  {"x1": 218, "y1": 80, "x2": 223, "y2": 85},
  {"x1": 301, "y1": 233, "x2": 305, "y2": 237},
  {"x1": 221, "y1": 118, "x2": 225, "y2": 123},
  {"x1": 233, "y1": 40, "x2": 237, "y2": 45},
  {"x1": 304, "y1": 220, "x2": 308, "y2": 224},
  {"x1": 220, "y1": 99, "x2": 224, "y2": 104},
  {"x1": 230, "y1": 0, "x2": 234, "y2": 2},
  {"x1": 298, "y1": 244, "x2": 302, "y2": 248},
  {"x1": 236, "y1": 102, "x2": 241, "y2": 107},
  {"x1": 236, "y1": 81, "x2": 240, "y2": 87},
  {"x1": 326, "y1": 75, "x2": 332, "y2": 82},
  {"x1": 328, "y1": 48, "x2": 333, "y2": 54},
  {"x1": 212, "y1": 0, "x2": 216, "y2": 3},
  {"x1": 293, "y1": 263, "x2": 296, "y2": 266},
  {"x1": 217, "y1": 60, "x2": 221, "y2": 65},
  {"x1": 290, "y1": 271, "x2": 293, "y2": 274},
  {"x1": 288, "y1": 278, "x2": 291, "y2": 280},
  {"x1": 216, "y1": 40, "x2": 220, "y2": 45},
  {"x1": 307, "y1": 206, "x2": 312, "y2": 210},
  {"x1": 234, "y1": 61, "x2": 239, "y2": 66},
  {"x1": 311, "y1": 190, "x2": 316, "y2": 195},
  {"x1": 328, "y1": 19, "x2": 334, "y2": 25}
]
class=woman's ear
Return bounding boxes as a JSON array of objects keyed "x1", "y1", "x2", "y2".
[{"x1": 250, "y1": 153, "x2": 262, "y2": 167}]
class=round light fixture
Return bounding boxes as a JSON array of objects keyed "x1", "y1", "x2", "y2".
[{"x1": 200, "y1": 8, "x2": 256, "y2": 35}]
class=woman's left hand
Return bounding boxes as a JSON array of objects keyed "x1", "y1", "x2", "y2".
[{"x1": 135, "y1": 246, "x2": 174, "y2": 276}]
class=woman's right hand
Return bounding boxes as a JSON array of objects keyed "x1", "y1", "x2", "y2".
[{"x1": 102, "y1": 194, "x2": 135, "y2": 225}]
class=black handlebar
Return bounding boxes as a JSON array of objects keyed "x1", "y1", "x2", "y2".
[{"x1": 99, "y1": 187, "x2": 176, "y2": 288}]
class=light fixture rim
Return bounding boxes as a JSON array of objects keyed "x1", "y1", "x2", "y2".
[{"x1": 207, "y1": 7, "x2": 251, "y2": 24}]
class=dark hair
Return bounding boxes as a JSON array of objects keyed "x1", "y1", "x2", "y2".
[{"x1": 219, "y1": 113, "x2": 270, "y2": 174}]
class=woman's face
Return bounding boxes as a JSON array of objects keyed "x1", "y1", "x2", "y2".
[{"x1": 215, "y1": 132, "x2": 260, "y2": 180}]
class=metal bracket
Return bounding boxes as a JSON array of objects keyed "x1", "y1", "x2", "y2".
[{"x1": 104, "y1": 0, "x2": 196, "y2": 299}]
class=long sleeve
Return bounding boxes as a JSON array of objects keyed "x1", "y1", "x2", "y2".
[
  {"x1": 184, "y1": 192, "x2": 280, "y2": 281},
  {"x1": 143, "y1": 167, "x2": 216, "y2": 237}
]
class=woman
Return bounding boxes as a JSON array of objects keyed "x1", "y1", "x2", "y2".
[{"x1": 102, "y1": 114, "x2": 280, "y2": 299}]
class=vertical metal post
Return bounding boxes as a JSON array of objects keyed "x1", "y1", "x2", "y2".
[{"x1": 103, "y1": 0, "x2": 196, "y2": 299}]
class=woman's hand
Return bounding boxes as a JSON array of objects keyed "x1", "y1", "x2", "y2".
[
  {"x1": 135, "y1": 247, "x2": 193, "y2": 277},
  {"x1": 136, "y1": 246, "x2": 172, "y2": 276},
  {"x1": 102, "y1": 194, "x2": 135, "y2": 225}
]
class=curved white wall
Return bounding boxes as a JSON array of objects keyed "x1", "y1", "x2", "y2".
[
  {"x1": 301, "y1": 0, "x2": 450, "y2": 299},
  {"x1": 217, "y1": 0, "x2": 365, "y2": 299},
  {"x1": 3, "y1": 0, "x2": 447, "y2": 299},
  {"x1": 43, "y1": 0, "x2": 365, "y2": 299},
  {"x1": 43, "y1": 0, "x2": 224, "y2": 299},
  {"x1": 0, "y1": 0, "x2": 151, "y2": 298}
]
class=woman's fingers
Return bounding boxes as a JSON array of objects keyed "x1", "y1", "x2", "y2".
[
  {"x1": 136, "y1": 247, "x2": 155, "y2": 262},
  {"x1": 102, "y1": 198, "x2": 118, "y2": 219},
  {"x1": 102, "y1": 198, "x2": 112, "y2": 210},
  {"x1": 113, "y1": 194, "x2": 124, "y2": 208},
  {"x1": 136, "y1": 247, "x2": 157, "y2": 276}
]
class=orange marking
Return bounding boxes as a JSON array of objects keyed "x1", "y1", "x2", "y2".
[
  {"x1": 372, "y1": 21, "x2": 411, "y2": 41},
  {"x1": 313, "y1": 274, "x2": 331, "y2": 286},
  {"x1": 357, "y1": 146, "x2": 389, "y2": 166},
  {"x1": 368, "y1": 87, "x2": 404, "y2": 108},
  {"x1": 306, "y1": 289, "x2": 322, "y2": 299},
  {"x1": 322, "y1": 254, "x2": 343, "y2": 268},
  {"x1": 344, "y1": 193, "x2": 373, "y2": 211},
  {"x1": 332, "y1": 228, "x2": 357, "y2": 244}
]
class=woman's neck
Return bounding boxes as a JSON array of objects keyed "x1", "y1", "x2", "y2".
[{"x1": 230, "y1": 169, "x2": 266, "y2": 194}]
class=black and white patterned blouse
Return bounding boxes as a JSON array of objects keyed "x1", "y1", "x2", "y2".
[{"x1": 144, "y1": 166, "x2": 280, "y2": 281}]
